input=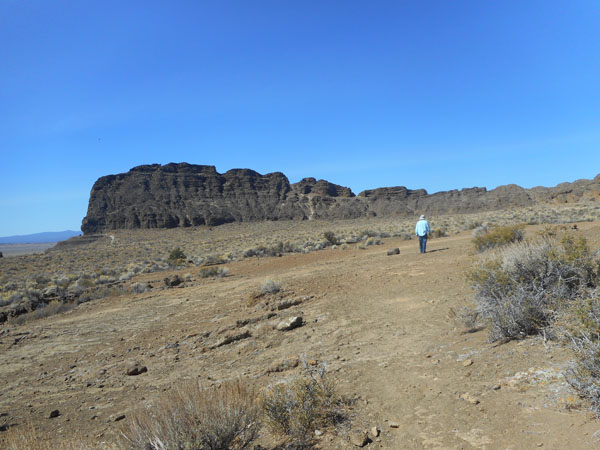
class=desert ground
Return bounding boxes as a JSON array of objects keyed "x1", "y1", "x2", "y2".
[
  {"x1": 2, "y1": 211, "x2": 600, "y2": 449},
  {"x1": 0, "y1": 244, "x2": 56, "y2": 257}
]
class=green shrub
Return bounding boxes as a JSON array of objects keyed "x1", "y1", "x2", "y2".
[
  {"x1": 262, "y1": 361, "x2": 346, "y2": 445},
  {"x1": 121, "y1": 380, "x2": 259, "y2": 450},
  {"x1": 472, "y1": 225, "x2": 524, "y2": 252},
  {"x1": 468, "y1": 235, "x2": 598, "y2": 342},
  {"x1": 167, "y1": 247, "x2": 186, "y2": 266}
]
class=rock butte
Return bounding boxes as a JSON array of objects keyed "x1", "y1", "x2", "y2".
[{"x1": 81, "y1": 163, "x2": 600, "y2": 234}]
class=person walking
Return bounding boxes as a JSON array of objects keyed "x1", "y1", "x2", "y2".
[{"x1": 415, "y1": 215, "x2": 431, "y2": 254}]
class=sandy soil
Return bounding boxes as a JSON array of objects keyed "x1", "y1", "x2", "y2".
[{"x1": 2, "y1": 223, "x2": 600, "y2": 449}]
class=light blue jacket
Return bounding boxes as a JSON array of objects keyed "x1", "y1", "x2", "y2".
[{"x1": 415, "y1": 219, "x2": 430, "y2": 237}]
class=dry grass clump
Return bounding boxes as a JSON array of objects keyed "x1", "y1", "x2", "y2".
[
  {"x1": 130, "y1": 282, "x2": 150, "y2": 294},
  {"x1": 120, "y1": 380, "x2": 260, "y2": 450},
  {"x1": 472, "y1": 225, "x2": 524, "y2": 252},
  {"x1": 199, "y1": 266, "x2": 229, "y2": 278},
  {"x1": 261, "y1": 279, "x2": 281, "y2": 295},
  {"x1": 323, "y1": 231, "x2": 339, "y2": 246},
  {"x1": 243, "y1": 241, "x2": 300, "y2": 258},
  {"x1": 10, "y1": 301, "x2": 75, "y2": 325},
  {"x1": 430, "y1": 228, "x2": 448, "y2": 238},
  {"x1": 262, "y1": 361, "x2": 348, "y2": 446},
  {"x1": 469, "y1": 233, "x2": 598, "y2": 342}
]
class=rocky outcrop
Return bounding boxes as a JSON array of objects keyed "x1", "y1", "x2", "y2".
[{"x1": 81, "y1": 163, "x2": 600, "y2": 233}]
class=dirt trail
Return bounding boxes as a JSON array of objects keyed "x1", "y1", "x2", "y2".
[{"x1": 1, "y1": 226, "x2": 600, "y2": 449}]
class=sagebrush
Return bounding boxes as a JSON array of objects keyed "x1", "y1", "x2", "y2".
[
  {"x1": 120, "y1": 380, "x2": 260, "y2": 450},
  {"x1": 472, "y1": 225, "x2": 524, "y2": 252},
  {"x1": 262, "y1": 361, "x2": 347, "y2": 445},
  {"x1": 469, "y1": 234, "x2": 598, "y2": 342}
]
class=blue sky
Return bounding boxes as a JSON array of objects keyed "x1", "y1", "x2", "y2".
[{"x1": 1, "y1": 1, "x2": 599, "y2": 235}]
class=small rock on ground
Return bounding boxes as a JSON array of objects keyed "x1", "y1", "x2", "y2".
[
  {"x1": 276, "y1": 316, "x2": 303, "y2": 331},
  {"x1": 126, "y1": 363, "x2": 148, "y2": 376},
  {"x1": 350, "y1": 431, "x2": 370, "y2": 447}
]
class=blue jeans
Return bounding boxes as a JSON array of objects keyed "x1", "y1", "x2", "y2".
[{"x1": 418, "y1": 235, "x2": 427, "y2": 253}]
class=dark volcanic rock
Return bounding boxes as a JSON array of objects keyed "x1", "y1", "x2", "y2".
[
  {"x1": 81, "y1": 163, "x2": 600, "y2": 233},
  {"x1": 82, "y1": 163, "x2": 308, "y2": 233}
]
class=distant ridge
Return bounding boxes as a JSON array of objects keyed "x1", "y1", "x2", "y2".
[
  {"x1": 0, "y1": 230, "x2": 82, "y2": 244},
  {"x1": 81, "y1": 163, "x2": 600, "y2": 234}
]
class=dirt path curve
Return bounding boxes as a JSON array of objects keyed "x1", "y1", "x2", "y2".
[{"x1": 1, "y1": 229, "x2": 600, "y2": 449}]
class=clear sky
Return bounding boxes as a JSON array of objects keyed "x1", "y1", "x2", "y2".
[{"x1": 1, "y1": 1, "x2": 599, "y2": 236}]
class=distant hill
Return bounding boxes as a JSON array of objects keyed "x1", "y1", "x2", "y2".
[{"x1": 0, "y1": 230, "x2": 82, "y2": 244}]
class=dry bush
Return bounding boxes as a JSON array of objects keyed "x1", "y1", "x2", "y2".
[
  {"x1": 243, "y1": 241, "x2": 299, "y2": 258},
  {"x1": 262, "y1": 361, "x2": 347, "y2": 446},
  {"x1": 10, "y1": 301, "x2": 75, "y2": 325},
  {"x1": 471, "y1": 224, "x2": 489, "y2": 238},
  {"x1": 203, "y1": 254, "x2": 228, "y2": 266},
  {"x1": 364, "y1": 237, "x2": 382, "y2": 247},
  {"x1": 430, "y1": 228, "x2": 448, "y2": 238},
  {"x1": 323, "y1": 231, "x2": 339, "y2": 246},
  {"x1": 199, "y1": 266, "x2": 229, "y2": 278},
  {"x1": 472, "y1": 225, "x2": 524, "y2": 252},
  {"x1": 130, "y1": 282, "x2": 150, "y2": 294},
  {"x1": 261, "y1": 279, "x2": 281, "y2": 295},
  {"x1": 468, "y1": 234, "x2": 598, "y2": 342},
  {"x1": 559, "y1": 289, "x2": 600, "y2": 414},
  {"x1": 120, "y1": 380, "x2": 260, "y2": 450}
]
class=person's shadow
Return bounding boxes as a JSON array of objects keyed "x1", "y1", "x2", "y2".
[{"x1": 426, "y1": 247, "x2": 449, "y2": 253}]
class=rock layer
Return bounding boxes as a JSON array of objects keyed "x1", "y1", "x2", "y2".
[{"x1": 81, "y1": 163, "x2": 600, "y2": 234}]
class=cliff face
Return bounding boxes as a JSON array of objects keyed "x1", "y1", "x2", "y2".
[{"x1": 81, "y1": 164, "x2": 600, "y2": 234}]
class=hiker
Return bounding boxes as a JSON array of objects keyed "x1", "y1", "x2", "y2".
[{"x1": 415, "y1": 215, "x2": 431, "y2": 254}]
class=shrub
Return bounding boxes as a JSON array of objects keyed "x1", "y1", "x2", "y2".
[
  {"x1": 262, "y1": 361, "x2": 346, "y2": 445},
  {"x1": 363, "y1": 237, "x2": 382, "y2": 247},
  {"x1": 121, "y1": 380, "x2": 260, "y2": 450},
  {"x1": 472, "y1": 225, "x2": 524, "y2": 252},
  {"x1": 471, "y1": 224, "x2": 489, "y2": 238},
  {"x1": 167, "y1": 247, "x2": 186, "y2": 266},
  {"x1": 203, "y1": 254, "x2": 228, "y2": 266},
  {"x1": 560, "y1": 289, "x2": 600, "y2": 414},
  {"x1": 323, "y1": 231, "x2": 339, "y2": 246},
  {"x1": 431, "y1": 228, "x2": 448, "y2": 238},
  {"x1": 261, "y1": 279, "x2": 281, "y2": 295},
  {"x1": 130, "y1": 282, "x2": 150, "y2": 294},
  {"x1": 468, "y1": 235, "x2": 598, "y2": 342},
  {"x1": 11, "y1": 301, "x2": 75, "y2": 325},
  {"x1": 243, "y1": 241, "x2": 299, "y2": 258},
  {"x1": 199, "y1": 266, "x2": 229, "y2": 278}
]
